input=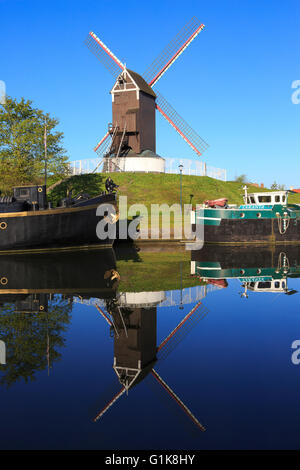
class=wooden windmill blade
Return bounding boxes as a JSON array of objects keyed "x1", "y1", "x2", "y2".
[
  {"x1": 91, "y1": 131, "x2": 112, "y2": 172},
  {"x1": 156, "y1": 300, "x2": 209, "y2": 361},
  {"x1": 93, "y1": 386, "x2": 126, "y2": 422},
  {"x1": 141, "y1": 17, "x2": 208, "y2": 157},
  {"x1": 155, "y1": 91, "x2": 209, "y2": 156},
  {"x1": 147, "y1": 301, "x2": 208, "y2": 431},
  {"x1": 85, "y1": 32, "x2": 125, "y2": 78},
  {"x1": 94, "y1": 131, "x2": 110, "y2": 153},
  {"x1": 143, "y1": 17, "x2": 205, "y2": 87},
  {"x1": 85, "y1": 32, "x2": 125, "y2": 169},
  {"x1": 150, "y1": 369, "x2": 206, "y2": 431}
]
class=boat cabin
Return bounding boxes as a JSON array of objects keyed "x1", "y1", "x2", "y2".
[
  {"x1": 13, "y1": 184, "x2": 47, "y2": 210},
  {"x1": 243, "y1": 187, "x2": 288, "y2": 206},
  {"x1": 0, "y1": 184, "x2": 47, "y2": 213},
  {"x1": 240, "y1": 278, "x2": 297, "y2": 297},
  {"x1": 247, "y1": 279, "x2": 288, "y2": 293}
]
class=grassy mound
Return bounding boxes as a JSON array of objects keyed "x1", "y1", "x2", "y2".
[{"x1": 48, "y1": 172, "x2": 300, "y2": 207}]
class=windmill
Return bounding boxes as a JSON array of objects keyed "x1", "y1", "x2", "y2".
[
  {"x1": 85, "y1": 17, "x2": 209, "y2": 172},
  {"x1": 92, "y1": 299, "x2": 209, "y2": 431}
]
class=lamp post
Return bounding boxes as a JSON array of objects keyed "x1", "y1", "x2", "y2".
[
  {"x1": 44, "y1": 120, "x2": 48, "y2": 187},
  {"x1": 179, "y1": 260, "x2": 184, "y2": 310},
  {"x1": 179, "y1": 164, "x2": 183, "y2": 213}
]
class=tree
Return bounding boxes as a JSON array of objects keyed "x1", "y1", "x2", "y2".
[
  {"x1": 271, "y1": 181, "x2": 286, "y2": 190},
  {"x1": 0, "y1": 295, "x2": 72, "y2": 387},
  {"x1": 0, "y1": 96, "x2": 69, "y2": 192},
  {"x1": 235, "y1": 174, "x2": 248, "y2": 183}
]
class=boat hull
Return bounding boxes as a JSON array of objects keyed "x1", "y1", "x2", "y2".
[
  {"x1": 0, "y1": 194, "x2": 117, "y2": 252},
  {"x1": 0, "y1": 248, "x2": 118, "y2": 298},
  {"x1": 194, "y1": 217, "x2": 300, "y2": 244},
  {"x1": 191, "y1": 243, "x2": 300, "y2": 267}
]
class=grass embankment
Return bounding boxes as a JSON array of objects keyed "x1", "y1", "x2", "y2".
[
  {"x1": 116, "y1": 250, "x2": 201, "y2": 292},
  {"x1": 48, "y1": 172, "x2": 300, "y2": 207},
  {"x1": 48, "y1": 173, "x2": 300, "y2": 237}
]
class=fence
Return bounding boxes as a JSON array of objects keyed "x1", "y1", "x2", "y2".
[
  {"x1": 69, "y1": 157, "x2": 227, "y2": 182},
  {"x1": 73, "y1": 283, "x2": 221, "y2": 309},
  {"x1": 164, "y1": 158, "x2": 227, "y2": 181}
]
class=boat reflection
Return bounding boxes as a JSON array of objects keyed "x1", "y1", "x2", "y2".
[
  {"x1": 191, "y1": 244, "x2": 300, "y2": 297},
  {"x1": 0, "y1": 249, "x2": 118, "y2": 386}
]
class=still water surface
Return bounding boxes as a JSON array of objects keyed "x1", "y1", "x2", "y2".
[{"x1": 0, "y1": 244, "x2": 299, "y2": 450}]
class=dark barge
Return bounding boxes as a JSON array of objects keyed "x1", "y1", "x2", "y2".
[{"x1": 0, "y1": 184, "x2": 117, "y2": 253}]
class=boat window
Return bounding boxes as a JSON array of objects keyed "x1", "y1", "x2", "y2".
[
  {"x1": 258, "y1": 281, "x2": 271, "y2": 289},
  {"x1": 275, "y1": 282, "x2": 280, "y2": 288},
  {"x1": 250, "y1": 197, "x2": 255, "y2": 203},
  {"x1": 258, "y1": 195, "x2": 272, "y2": 203},
  {"x1": 20, "y1": 189, "x2": 30, "y2": 197},
  {"x1": 282, "y1": 195, "x2": 286, "y2": 202},
  {"x1": 282, "y1": 282, "x2": 286, "y2": 288},
  {"x1": 275, "y1": 196, "x2": 280, "y2": 203}
]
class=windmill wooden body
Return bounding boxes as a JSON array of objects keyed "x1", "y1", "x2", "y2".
[
  {"x1": 85, "y1": 17, "x2": 209, "y2": 172},
  {"x1": 111, "y1": 69, "x2": 156, "y2": 155}
]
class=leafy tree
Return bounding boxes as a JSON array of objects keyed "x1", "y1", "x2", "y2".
[
  {"x1": 271, "y1": 181, "x2": 285, "y2": 190},
  {"x1": 0, "y1": 96, "x2": 69, "y2": 192},
  {"x1": 0, "y1": 295, "x2": 72, "y2": 387},
  {"x1": 48, "y1": 173, "x2": 105, "y2": 206},
  {"x1": 235, "y1": 174, "x2": 248, "y2": 183}
]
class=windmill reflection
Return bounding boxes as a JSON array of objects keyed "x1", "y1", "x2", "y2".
[{"x1": 93, "y1": 296, "x2": 208, "y2": 432}]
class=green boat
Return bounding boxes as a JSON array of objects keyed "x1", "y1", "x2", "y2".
[
  {"x1": 191, "y1": 244, "x2": 300, "y2": 296},
  {"x1": 191, "y1": 187, "x2": 300, "y2": 244}
]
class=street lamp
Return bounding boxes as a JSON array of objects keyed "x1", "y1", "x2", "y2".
[
  {"x1": 44, "y1": 119, "x2": 48, "y2": 187},
  {"x1": 179, "y1": 260, "x2": 184, "y2": 310},
  {"x1": 179, "y1": 164, "x2": 183, "y2": 213}
]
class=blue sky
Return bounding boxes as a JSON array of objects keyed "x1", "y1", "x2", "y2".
[{"x1": 0, "y1": 0, "x2": 299, "y2": 186}]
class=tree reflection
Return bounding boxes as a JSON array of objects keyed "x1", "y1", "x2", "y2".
[{"x1": 0, "y1": 295, "x2": 72, "y2": 387}]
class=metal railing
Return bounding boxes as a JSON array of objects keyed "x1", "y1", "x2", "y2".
[
  {"x1": 73, "y1": 283, "x2": 221, "y2": 309},
  {"x1": 165, "y1": 158, "x2": 227, "y2": 180},
  {"x1": 68, "y1": 157, "x2": 227, "y2": 181}
]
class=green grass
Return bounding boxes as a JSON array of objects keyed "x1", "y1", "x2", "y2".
[
  {"x1": 117, "y1": 251, "x2": 202, "y2": 292},
  {"x1": 48, "y1": 172, "x2": 300, "y2": 208}
]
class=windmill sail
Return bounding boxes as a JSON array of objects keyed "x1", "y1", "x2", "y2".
[
  {"x1": 91, "y1": 131, "x2": 112, "y2": 172},
  {"x1": 85, "y1": 32, "x2": 124, "y2": 78},
  {"x1": 93, "y1": 386, "x2": 126, "y2": 422},
  {"x1": 155, "y1": 91, "x2": 209, "y2": 156},
  {"x1": 157, "y1": 301, "x2": 209, "y2": 361},
  {"x1": 144, "y1": 17, "x2": 205, "y2": 87},
  {"x1": 150, "y1": 369, "x2": 206, "y2": 431}
]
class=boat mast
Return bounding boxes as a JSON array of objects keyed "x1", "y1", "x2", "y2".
[
  {"x1": 44, "y1": 119, "x2": 47, "y2": 187},
  {"x1": 243, "y1": 185, "x2": 248, "y2": 204}
]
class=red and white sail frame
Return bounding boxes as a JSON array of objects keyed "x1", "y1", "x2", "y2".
[
  {"x1": 147, "y1": 23, "x2": 205, "y2": 87},
  {"x1": 86, "y1": 17, "x2": 208, "y2": 160}
]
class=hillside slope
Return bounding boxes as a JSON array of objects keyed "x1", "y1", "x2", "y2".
[{"x1": 48, "y1": 172, "x2": 300, "y2": 207}]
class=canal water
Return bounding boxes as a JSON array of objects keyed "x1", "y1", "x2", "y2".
[{"x1": 0, "y1": 243, "x2": 299, "y2": 450}]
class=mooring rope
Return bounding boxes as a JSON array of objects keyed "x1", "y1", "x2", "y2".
[{"x1": 277, "y1": 213, "x2": 290, "y2": 235}]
